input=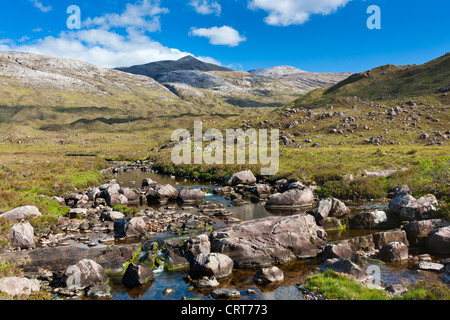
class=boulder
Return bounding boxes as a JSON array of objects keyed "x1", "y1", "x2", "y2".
[
  {"x1": 347, "y1": 210, "x2": 393, "y2": 229},
  {"x1": 254, "y1": 267, "x2": 284, "y2": 284},
  {"x1": 0, "y1": 277, "x2": 40, "y2": 297},
  {"x1": 317, "y1": 258, "x2": 369, "y2": 281},
  {"x1": 418, "y1": 261, "x2": 444, "y2": 272},
  {"x1": 177, "y1": 188, "x2": 206, "y2": 203},
  {"x1": 211, "y1": 214, "x2": 327, "y2": 268},
  {"x1": 426, "y1": 227, "x2": 450, "y2": 255},
  {"x1": 146, "y1": 184, "x2": 179, "y2": 204},
  {"x1": 142, "y1": 178, "x2": 159, "y2": 188},
  {"x1": 321, "y1": 243, "x2": 361, "y2": 264},
  {"x1": 190, "y1": 253, "x2": 234, "y2": 279},
  {"x1": 211, "y1": 288, "x2": 241, "y2": 299},
  {"x1": 86, "y1": 284, "x2": 112, "y2": 299},
  {"x1": 184, "y1": 234, "x2": 211, "y2": 261},
  {"x1": 87, "y1": 188, "x2": 100, "y2": 201},
  {"x1": 314, "y1": 198, "x2": 332, "y2": 225},
  {"x1": 103, "y1": 211, "x2": 126, "y2": 222},
  {"x1": 399, "y1": 195, "x2": 438, "y2": 221},
  {"x1": 265, "y1": 187, "x2": 314, "y2": 209},
  {"x1": 9, "y1": 220, "x2": 36, "y2": 250},
  {"x1": 62, "y1": 259, "x2": 108, "y2": 290},
  {"x1": 330, "y1": 198, "x2": 351, "y2": 218},
  {"x1": 119, "y1": 187, "x2": 139, "y2": 201},
  {"x1": 122, "y1": 263, "x2": 155, "y2": 288},
  {"x1": 114, "y1": 217, "x2": 147, "y2": 238},
  {"x1": 378, "y1": 242, "x2": 409, "y2": 262},
  {"x1": 194, "y1": 276, "x2": 220, "y2": 289},
  {"x1": 0, "y1": 206, "x2": 42, "y2": 222},
  {"x1": 388, "y1": 194, "x2": 415, "y2": 213},
  {"x1": 343, "y1": 229, "x2": 409, "y2": 252},
  {"x1": 67, "y1": 208, "x2": 87, "y2": 219},
  {"x1": 107, "y1": 193, "x2": 128, "y2": 207},
  {"x1": 224, "y1": 170, "x2": 257, "y2": 186},
  {"x1": 403, "y1": 219, "x2": 450, "y2": 246}
]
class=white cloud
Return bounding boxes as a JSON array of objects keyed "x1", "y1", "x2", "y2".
[
  {"x1": 189, "y1": 0, "x2": 222, "y2": 16},
  {"x1": 84, "y1": 0, "x2": 169, "y2": 33},
  {"x1": 30, "y1": 0, "x2": 52, "y2": 13},
  {"x1": 190, "y1": 26, "x2": 246, "y2": 47},
  {"x1": 248, "y1": 0, "x2": 352, "y2": 26},
  {"x1": 3, "y1": 0, "x2": 220, "y2": 68}
]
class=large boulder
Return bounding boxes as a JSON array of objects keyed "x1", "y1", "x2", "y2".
[
  {"x1": 426, "y1": 227, "x2": 450, "y2": 255},
  {"x1": 403, "y1": 219, "x2": 450, "y2": 246},
  {"x1": 119, "y1": 187, "x2": 139, "y2": 201},
  {"x1": 122, "y1": 263, "x2": 155, "y2": 288},
  {"x1": 9, "y1": 220, "x2": 36, "y2": 250},
  {"x1": 330, "y1": 198, "x2": 351, "y2": 218},
  {"x1": 114, "y1": 217, "x2": 147, "y2": 238},
  {"x1": 177, "y1": 188, "x2": 206, "y2": 203},
  {"x1": 388, "y1": 194, "x2": 415, "y2": 213},
  {"x1": 211, "y1": 214, "x2": 327, "y2": 268},
  {"x1": 321, "y1": 243, "x2": 361, "y2": 264},
  {"x1": 399, "y1": 195, "x2": 438, "y2": 221},
  {"x1": 0, "y1": 277, "x2": 40, "y2": 297},
  {"x1": 146, "y1": 184, "x2": 179, "y2": 204},
  {"x1": 265, "y1": 187, "x2": 314, "y2": 209},
  {"x1": 378, "y1": 242, "x2": 409, "y2": 262},
  {"x1": 190, "y1": 253, "x2": 234, "y2": 279},
  {"x1": 62, "y1": 259, "x2": 108, "y2": 290},
  {"x1": 224, "y1": 170, "x2": 257, "y2": 186},
  {"x1": 0, "y1": 206, "x2": 42, "y2": 222}
]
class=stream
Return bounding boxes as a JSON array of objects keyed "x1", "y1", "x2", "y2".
[{"x1": 85, "y1": 169, "x2": 447, "y2": 300}]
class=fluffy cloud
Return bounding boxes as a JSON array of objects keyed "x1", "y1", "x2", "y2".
[
  {"x1": 29, "y1": 0, "x2": 52, "y2": 13},
  {"x1": 190, "y1": 26, "x2": 246, "y2": 47},
  {"x1": 248, "y1": 0, "x2": 351, "y2": 26},
  {"x1": 189, "y1": 0, "x2": 222, "y2": 16},
  {"x1": 4, "y1": 0, "x2": 220, "y2": 68}
]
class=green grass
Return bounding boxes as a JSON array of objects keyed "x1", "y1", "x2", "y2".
[
  {"x1": 303, "y1": 270, "x2": 390, "y2": 300},
  {"x1": 303, "y1": 270, "x2": 450, "y2": 300}
]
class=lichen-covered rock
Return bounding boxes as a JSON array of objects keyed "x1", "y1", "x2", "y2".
[
  {"x1": 62, "y1": 259, "x2": 108, "y2": 290},
  {"x1": 211, "y1": 214, "x2": 327, "y2": 268},
  {"x1": 254, "y1": 267, "x2": 284, "y2": 284},
  {"x1": 122, "y1": 263, "x2": 155, "y2": 288},
  {"x1": 0, "y1": 277, "x2": 40, "y2": 297},
  {"x1": 378, "y1": 242, "x2": 409, "y2": 262}
]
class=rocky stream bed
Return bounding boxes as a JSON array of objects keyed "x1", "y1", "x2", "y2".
[{"x1": 0, "y1": 161, "x2": 449, "y2": 300}]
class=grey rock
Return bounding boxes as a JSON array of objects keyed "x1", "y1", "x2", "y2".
[
  {"x1": 9, "y1": 220, "x2": 36, "y2": 249},
  {"x1": 0, "y1": 277, "x2": 40, "y2": 297},
  {"x1": 0, "y1": 206, "x2": 42, "y2": 222},
  {"x1": 62, "y1": 259, "x2": 108, "y2": 290},
  {"x1": 426, "y1": 226, "x2": 450, "y2": 255},
  {"x1": 224, "y1": 170, "x2": 257, "y2": 186},
  {"x1": 254, "y1": 266, "x2": 284, "y2": 284},
  {"x1": 211, "y1": 288, "x2": 241, "y2": 300},
  {"x1": 318, "y1": 258, "x2": 369, "y2": 281},
  {"x1": 190, "y1": 253, "x2": 234, "y2": 279},
  {"x1": 122, "y1": 263, "x2": 155, "y2": 288},
  {"x1": 211, "y1": 214, "x2": 327, "y2": 268},
  {"x1": 265, "y1": 187, "x2": 314, "y2": 209},
  {"x1": 418, "y1": 261, "x2": 444, "y2": 272},
  {"x1": 378, "y1": 242, "x2": 409, "y2": 262}
]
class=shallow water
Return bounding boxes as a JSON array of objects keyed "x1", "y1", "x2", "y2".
[{"x1": 98, "y1": 170, "x2": 448, "y2": 300}]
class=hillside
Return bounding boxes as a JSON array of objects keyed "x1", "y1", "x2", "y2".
[{"x1": 290, "y1": 52, "x2": 450, "y2": 109}]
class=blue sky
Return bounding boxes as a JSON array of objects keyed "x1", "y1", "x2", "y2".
[{"x1": 0, "y1": 0, "x2": 449, "y2": 73}]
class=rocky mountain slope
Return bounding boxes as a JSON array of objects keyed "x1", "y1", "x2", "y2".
[
  {"x1": 249, "y1": 66, "x2": 353, "y2": 94},
  {"x1": 115, "y1": 55, "x2": 232, "y2": 79},
  {"x1": 116, "y1": 56, "x2": 352, "y2": 108}
]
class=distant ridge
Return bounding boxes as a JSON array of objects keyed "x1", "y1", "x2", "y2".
[{"x1": 115, "y1": 55, "x2": 232, "y2": 80}]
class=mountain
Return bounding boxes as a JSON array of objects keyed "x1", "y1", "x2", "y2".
[
  {"x1": 249, "y1": 66, "x2": 306, "y2": 77},
  {"x1": 115, "y1": 55, "x2": 232, "y2": 79},
  {"x1": 249, "y1": 66, "x2": 352, "y2": 94},
  {"x1": 289, "y1": 52, "x2": 450, "y2": 109}
]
